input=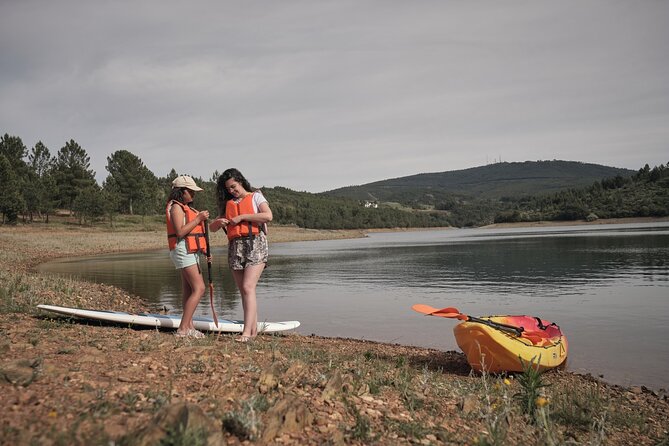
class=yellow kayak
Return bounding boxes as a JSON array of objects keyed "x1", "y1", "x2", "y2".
[
  {"x1": 411, "y1": 305, "x2": 568, "y2": 374},
  {"x1": 453, "y1": 315, "x2": 568, "y2": 373}
]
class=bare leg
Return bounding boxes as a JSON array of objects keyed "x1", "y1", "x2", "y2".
[
  {"x1": 232, "y1": 263, "x2": 265, "y2": 338},
  {"x1": 178, "y1": 264, "x2": 205, "y2": 332}
]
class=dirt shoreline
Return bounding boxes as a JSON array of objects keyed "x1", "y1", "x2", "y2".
[
  {"x1": 1, "y1": 219, "x2": 668, "y2": 445},
  {"x1": 480, "y1": 216, "x2": 669, "y2": 229}
]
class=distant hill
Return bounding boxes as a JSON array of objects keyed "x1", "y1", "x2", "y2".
[
  {"x1": 321, "y1": 160, "x2": 635, "y2": 204},
  {"x1": 267, "y1": 161, "x2": 665, "y2": 229}
]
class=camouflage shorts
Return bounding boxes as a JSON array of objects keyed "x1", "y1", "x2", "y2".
[{"x1": 228, "y1": 232, "x2": 268, "y2": 270}]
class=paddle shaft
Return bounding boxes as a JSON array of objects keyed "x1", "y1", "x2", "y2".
[
  {"x1": 203, "y1": 220, "x2": 218, "y2": 327},
  {"x1": 412, "y1": 304, "x2": 525, "y2": 337},
  {"x1": 467, "y1": 315, "x2": 524, "y2": 336},
  {"x1": 203, "y1": 220, "x2": 213, "y2": 285}
]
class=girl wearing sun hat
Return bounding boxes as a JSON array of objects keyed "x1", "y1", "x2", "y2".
[{"x1": 166, "y1": 175, "x2": 210, "y2": 338}]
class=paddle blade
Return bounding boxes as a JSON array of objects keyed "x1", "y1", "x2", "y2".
[
  {"x1": 412, "y1": 304, "x2": 439, "y2": 315},
  {"x1": 412, "y1": 304, "x2": 461, "y2": 318}
]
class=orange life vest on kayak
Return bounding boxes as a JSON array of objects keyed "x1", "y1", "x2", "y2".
[
  {"x1": 225, "y1": 193, "x2": 262, "y2": 241},
  {"x1": 166, "y1": 200, "x2": 208, "y2": 255}
]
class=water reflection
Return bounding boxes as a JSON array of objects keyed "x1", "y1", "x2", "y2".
[
  {"x1": 267, "y1": 232, "x2": 668, "y2": 297},
  {"x1": 37, "y1": 249, "x2": 242, "y2": 316},
  {"x1": 37, "y1": 222, "x2": 669, "y2": 390}
]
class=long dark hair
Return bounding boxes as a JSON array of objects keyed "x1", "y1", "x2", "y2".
[{"x1": 216, "y1": 168, "x2": 253, "y2": 213}]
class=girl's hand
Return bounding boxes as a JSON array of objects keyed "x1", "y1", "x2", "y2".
[
  {"x1": 230, "y1": 215, "x2": 243, "y2": 226},
  {"x1": 210, "y1": 217, "x2": 229, "y2": 231},
  {"x1": 197, "y1": 210, "x2": 210, "y2": 222}
]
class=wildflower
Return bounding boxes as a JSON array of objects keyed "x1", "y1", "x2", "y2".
[
  {"x1": 535, "y1": 396, "x2": 549, "y2": 407},
  {"x1": 503, "y1": 378, "x2": 512, "y2": 386}
]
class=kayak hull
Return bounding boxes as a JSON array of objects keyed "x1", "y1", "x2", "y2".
[{"x1": 453, "y1": 315, "x2": 568, "y2": 373}]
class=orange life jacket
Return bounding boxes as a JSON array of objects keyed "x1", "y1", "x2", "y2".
[
  {"x1": 225, "y1": 193, "x2": 262, "y2": 241},
  {"x1": 166, "y1": 200, "x2": 208, "y2": 255}
]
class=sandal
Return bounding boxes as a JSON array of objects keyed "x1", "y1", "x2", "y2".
[
  {"x1": 175, "y1": 329, "x2": 205, "y2": 339},
  {"x1": 189, "y1": 329, "x2": 205, "y2": 339},
  {"x1": 235, "y1": 335, "x2": 253, "y2": 343}
]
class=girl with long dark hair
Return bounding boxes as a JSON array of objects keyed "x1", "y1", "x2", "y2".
[{"x1": 210, "y1": 168, "x2": 272, "y2": 342}]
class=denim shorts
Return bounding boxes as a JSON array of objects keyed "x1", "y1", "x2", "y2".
[
  {"x1": 169, "y1": 239, "x2": 199, "y2": 269},
  {"x1": 228, "y1": 232, "x2": 268, "y2": 270}
]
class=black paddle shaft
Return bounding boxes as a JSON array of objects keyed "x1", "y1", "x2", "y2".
[
  {"x1": 203, "y1": 220, "x2": 213, "y2": 284},
  {"x1": 468, "y1": 315, "x2": 524, "y2": 336}
]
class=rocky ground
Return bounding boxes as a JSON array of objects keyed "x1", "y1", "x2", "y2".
[{"x1": 1, "y1": 221, "x2": 668, "y2": 445}]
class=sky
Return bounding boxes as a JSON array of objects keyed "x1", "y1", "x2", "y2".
[{"x1": 1, "y1": 1, "x2": 668, "y2": 193}]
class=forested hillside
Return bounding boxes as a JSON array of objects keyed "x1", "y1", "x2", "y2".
[
  {"x1": 262, "y1": 162, "x2": 667, "y2": 228},
  {"x1": 493, "y1": 164, "x2": 669, "y2": 224},
  {"x1": 263, "y1": 187, "x2": 450, "y2": 229},
  {"x1": 323, "y1": 160, "x2": 634, "y2": 203},
  {"x1": 0, "y1": 132, "x2": 451, "y2": 229},
  {"x1": 250, "y1": 163, "x2": 668, "y2": 229},
  {"x1": 1, "y1": 132, "x2": 666, "y2": 229}
]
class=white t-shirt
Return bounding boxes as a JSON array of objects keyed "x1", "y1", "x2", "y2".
[{"x1": 233, "y1": 190, "x2": 267, "y2": 213}]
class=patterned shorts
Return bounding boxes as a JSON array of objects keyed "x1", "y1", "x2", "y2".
[{"x1": 228, "y1": 232, "x2": 269, "y2": 270}]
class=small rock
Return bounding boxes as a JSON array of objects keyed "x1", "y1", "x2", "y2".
[
  {"x1": 321, "y1": 370, "x2": 343, "y2": 403},
  {"x1": 117, "y1": 375, "x2": 142, "y2": 383},
  {"x1": 262, "y1": 396, "x2": 315, "y2": 443},
  {"x1": 125, "y1": 402, "x2": 224, "y2": 446},
  {"x1": 357, "y1": 382, "x2": 370, "y2": 396},
  {"x1": 257, "y1": 363, "x2": 281, "y2": 394},
  {"x1": 0, "y1": 358, "x2": 41, "y2": 387},
  {"x1": 329, "y1": 429, "x2": 346, "y2": 446},
  {"x1": 460, "y1": 394, "x2": 479, "y2": 414},
  {"x1": 284, "y1": 361, "x2": 307, "y2": 383},
  {"x1": 0, "y1": 337, "x2": 10, "y2": 354}
]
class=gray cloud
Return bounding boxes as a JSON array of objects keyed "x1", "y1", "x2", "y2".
[{"x1": 2, "y1": 1, "x2": 667, "y2": 192}]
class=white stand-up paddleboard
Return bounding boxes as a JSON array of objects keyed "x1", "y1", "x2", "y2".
[{"x1": 37, "y1": 304, "x2": 300, "y2": 333}]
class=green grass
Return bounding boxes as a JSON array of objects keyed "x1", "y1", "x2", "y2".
[
  {"x1": 514, "y1": 357, "x2": 550, "y2": 423},
  {"x1": 550, "y1": 380, "x2": 607, "y2": 430}
]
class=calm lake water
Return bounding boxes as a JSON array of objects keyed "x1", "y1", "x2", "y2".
[{"x1": 38, "y1": 222, "x2": 669, "y2": 391}]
